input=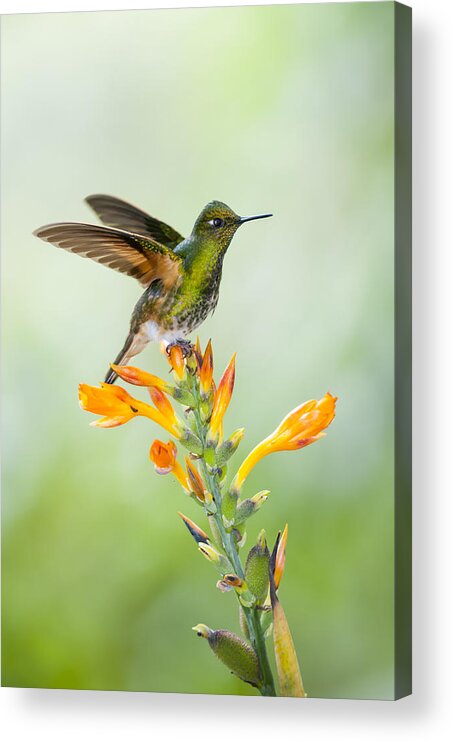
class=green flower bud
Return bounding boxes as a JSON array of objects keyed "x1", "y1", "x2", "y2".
[
  {"x1": 179, "y1": 429, "x2": 203, "y2": 457},
  {"x1": 185, "y1": 350, "x2": 199, "y2": 375},
  {"x1": 192, "y1": 624, "x2": 261, "y2": 688},
  {"x1": 207, "y1": 515, "x2": 223, "y2": 549},
  {"x1": 239, "y1": 606, "x2": 250, "y2": 640},
  {"x1": 204, "y1": 441, "x2": 217, "y2": 466},
  {"x1": 245, "y1": 530, "x2": 270, "y2": 605},
  {"x1": 172, "y1": 385, "x2": 195, "y2": 407},
  {"x1": 234, "y1": 491, "x2": 269, "y2": 525},
  {"x1": 232, "y1": 523, "x2": 247, "y2": 549},
  {"x1": 260, "y1": 606, "x2": 273, "y2": 638},
  {"x1": 238, "y1": 591, "x2": 256, "y2": 608},
  {"x1": 203, "y1": 491, "x2": 217, "y2": 515},
  {"x1": 200, "y1": 396, "x2": 213, "y2": 423},
  {"x1": 217, "y1": 464, "x2": 228, "y2": 484},
  {"x1": 215, "y1": 428, "x2": 245, "y2": 466},
  {"x1": 221, "y1": 488, "x2": 238, "y2": 529},
  {"x1": 198, "y1": 543, "x2": 231, "y2": 574}
]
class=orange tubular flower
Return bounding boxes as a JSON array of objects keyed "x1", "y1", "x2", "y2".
[
  {"x1": 190, "y1": 336, "x2": 203, "y2": 376},
  {"x1": 111, "y1": 364, "x2": 172, "y2": 393},
  {"x1": 149, "y1": 387, "x2": 179, "y2": 429},
  {"x1": 185, "y1": 457, "x2": 207, "y2": 502},
  {"x1": 207, "y1": 354, "x2": 236, "y2": 443},
  {"x1": 79, "y1": 383, "x2": 181, "y2": 436},
  {"x1": 274, "y1": 524, "x2": 288, "y2": 591},
  {"x1": 166, "y1": 344, "x2": 185, "y2": 380},
  {"x1": 200, "y1": 340, "x2": 214, "y2": 396},
  {"x1": 232, "y1": 392, "x2": 337, "y2": 491},
  {"x1": 150, "y1": 440, "x2": 191, "y2": 491}
]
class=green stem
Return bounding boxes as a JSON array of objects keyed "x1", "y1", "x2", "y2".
[{"x1": 187, "y1": 371, "x2": 276, "y2": 697}]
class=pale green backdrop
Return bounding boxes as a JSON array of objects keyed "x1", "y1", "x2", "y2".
[{"x1": 1, "y1": 2, "x2": 395, "y2": 698}]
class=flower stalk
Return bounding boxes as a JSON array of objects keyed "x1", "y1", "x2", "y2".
[{"x1": 78, "y1": 339, "x2": 337, "y2": 697}]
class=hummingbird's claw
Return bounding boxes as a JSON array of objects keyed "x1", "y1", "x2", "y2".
[{"x1": 166, "y1": 339, "x2": 194, "y2": 358}]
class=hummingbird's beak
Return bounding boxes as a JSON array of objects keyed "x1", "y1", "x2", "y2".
[{"x1": 238, "y1": 213, "x2": 273, "y2": 224}]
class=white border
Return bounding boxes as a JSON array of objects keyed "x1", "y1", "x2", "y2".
[{"x1": 1, "y1": 0, "x2": 452, "y2": 740}]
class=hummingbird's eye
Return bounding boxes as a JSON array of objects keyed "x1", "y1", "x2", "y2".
[{"x1": 209, "y1": 217, "x2": 224, "y2": 228}]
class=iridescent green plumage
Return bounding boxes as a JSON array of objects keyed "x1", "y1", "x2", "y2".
[{"x1": 34, "y1": 195, "x2": 272, "y2": 382}]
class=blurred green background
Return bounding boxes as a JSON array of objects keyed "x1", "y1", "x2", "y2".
[{"x1": 1, "y1": 3, "x2": 395, "y2": 699}]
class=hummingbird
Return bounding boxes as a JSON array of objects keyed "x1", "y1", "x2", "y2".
[{"x1": 34, "y1": 195, "x2": 272, "y2": 383}]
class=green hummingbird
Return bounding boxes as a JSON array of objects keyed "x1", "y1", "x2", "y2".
[{"x1": 34, "y1": 195, "x2": 272, "y2": 383}]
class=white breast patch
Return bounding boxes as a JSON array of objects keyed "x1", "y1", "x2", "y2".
[{"x1": 144, "y1": 321, "x2": 184, "y2": 344}]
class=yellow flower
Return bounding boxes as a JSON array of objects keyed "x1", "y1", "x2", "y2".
[
  {"x1": 110, "y1": 364, "x2": 171, "y2": 393},
  {"x1": 150, "y1": 439, "x2": 191, "y2": 491},
  {"x1": 200, "y1": 339, "x2": 214, "y2": 396},
  {"x1": 207, "y1": 354, "x2": 236, "y2": 443},
  {"x1": 233, "y1": 393, "x2": 337, "y2": 491},
  {"x1": 79, "y1": 382, "x2": 180, "y2": 436}
]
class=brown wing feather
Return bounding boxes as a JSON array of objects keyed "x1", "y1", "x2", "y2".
[
  {"x1": 85, "y1": 194, "x2": 184, "y2": 250},
  {"x1": 34, "y1": 222, "x2": 183, "y2": 289}
]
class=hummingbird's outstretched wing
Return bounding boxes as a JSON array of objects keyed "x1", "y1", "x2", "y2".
[
  {"x1": 34, "y1": 222, "x2": 183, "y2": 290},
  {"x1": 85, "y1": 194, "x2": 184, "y2": 250}
]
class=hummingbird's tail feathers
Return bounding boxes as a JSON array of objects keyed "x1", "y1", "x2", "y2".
[
  {"x1": 104, "y1": 332, "x2": 136, "y2": 384},
  {"x1": 85, "y1": 194, "x2": 185, "y2": 251}
]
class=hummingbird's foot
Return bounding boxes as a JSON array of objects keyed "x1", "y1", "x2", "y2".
[{"x1": 166, "y1": 339, "x2": 194, "y2": 358}]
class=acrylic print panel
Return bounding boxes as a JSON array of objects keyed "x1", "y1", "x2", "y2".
[{"x1": 1, "y1": 2, "x2": 411, "y2": 699}]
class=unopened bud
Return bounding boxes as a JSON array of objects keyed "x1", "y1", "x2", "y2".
[
  {"x1": 232, "y1": 523, "x2": 247, "y2": 549},
  {"x1": 216, "y1": 428, "x2": 245, "y2": 466},
  {"x1": 203, "y1": 442, "x2": 217, "y2": 467},
  {"x1": 221, "y1": 488, "x2": 238, "y2": 529},
  {"x1": 178, "y1": 512, "x2": 209, "y2": 545},
  {"x1": 185, "y1": 457, "x2": 205, "y2": 501},
  {"x1": 234, "y1": 491, "x2": 269, "y2": 525},
  {"x1": 239, "y1": 606, "x2": 250, "y2": 640},
  {"x1": 192, "y1": 624, "x2": 261, "y2": 688},
  {"x1": 198, "y1": 543, "x2": 231, "y2": 573},
  {"x1": 179, "y1": 429, "x2": 204, "y2": 457},
  {"x1": 245, "y1": 530, "x2": 270, "y2": 605},
  {"x1": 260, "y1": 607, "x2": 274, "y2": 638},
  {"x1": 172, "y1": 385, "x2": 195, "y2": 407},
  {"x1": 207, "y1": 515, "x2": 223, "y2": 549}
]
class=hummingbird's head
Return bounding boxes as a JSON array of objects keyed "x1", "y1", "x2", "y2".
[{"x1": 191, "y1": 201, "x2": 272, "y2": 253}]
